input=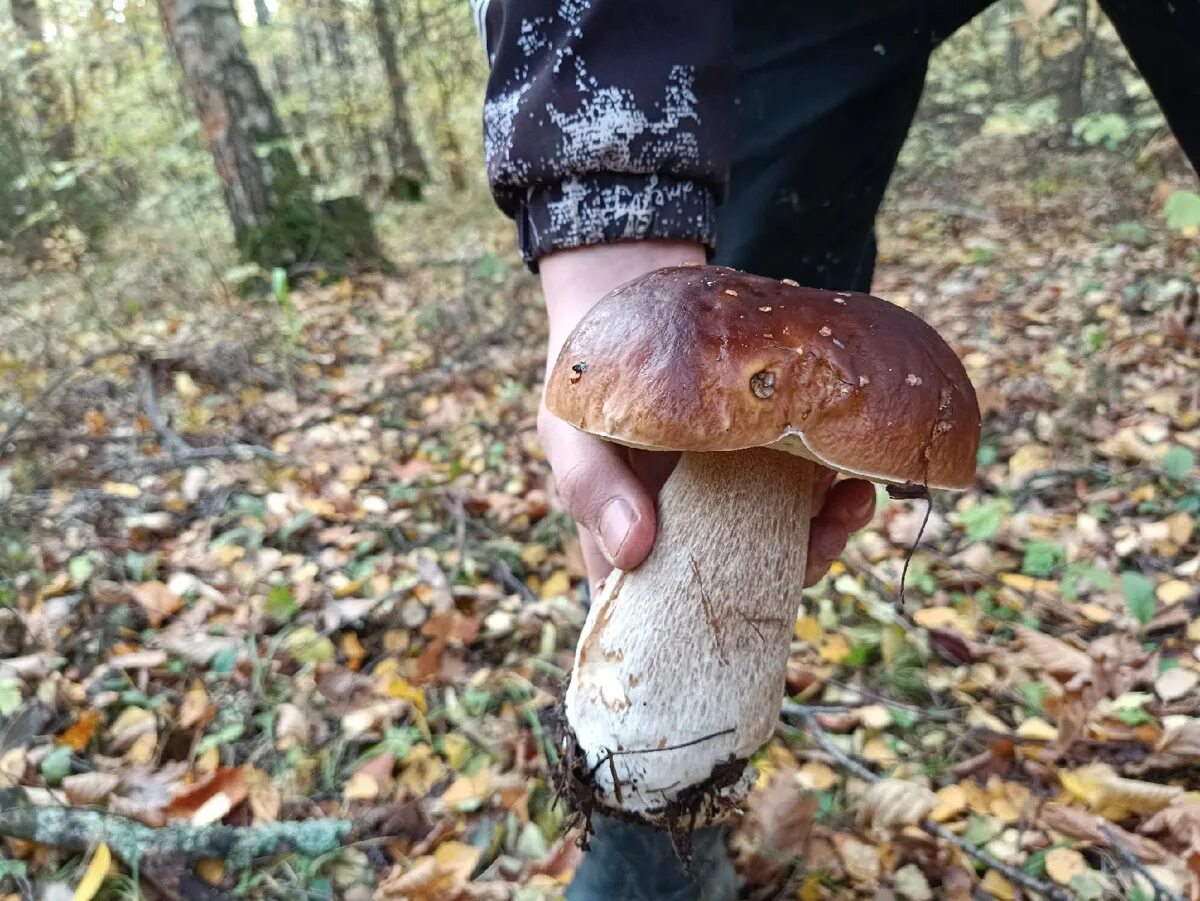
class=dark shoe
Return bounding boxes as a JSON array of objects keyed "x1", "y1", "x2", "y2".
[{"x1": 565, "y1": 814, "x2": 738, "y2": 901}]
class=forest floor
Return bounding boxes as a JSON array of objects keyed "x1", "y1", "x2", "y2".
[{"x1": 1, "y1": 138, "x2": 1199, "y2": 901}]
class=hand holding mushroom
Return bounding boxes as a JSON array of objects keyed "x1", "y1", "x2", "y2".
[{"x1": 545, "y1": 265, "x2": 981, "y2": 825}]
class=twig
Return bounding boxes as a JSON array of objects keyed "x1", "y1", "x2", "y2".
[
  {"x1": 1101, "y1": 825, "x2": 1185, "y2": 901},
  {"x1": 785, "y1": 707, "x2": 1074, "y2": 901},
  {"x1": 100, "y1": 444, "x2": 285, "y2": 475},
  {"x1": 137, "y1": 361, "x2": 191, "y2": 457},
  {"x1": 0, "y1": 346, "x2": 130, "y2": 456},
  {"x1": 0, "y1": 788, "x2": 352, "y2": 869}
]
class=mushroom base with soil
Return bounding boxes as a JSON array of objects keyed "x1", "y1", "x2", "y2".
[{"x1": 563, "y1": 447, "x2": 815, "y2": 824}]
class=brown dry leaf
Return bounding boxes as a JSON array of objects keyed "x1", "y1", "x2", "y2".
[
  {"x1": 857, "y1": 779, "x2": 937, "y2": 833},
  {"x1": 833, "y1": 834, "x2": 880, "y2": 885},
  {"x1": 244, "y1": 767, "x2": 281, "y2": 824},
  {"x1": 1015, "y1": 627, "x2": 1092, "y2": 685},
  {"x1": 1040, "y1": 803, "x2": 1168, "y2": 863},
  {"x1": 106, "y1": 707, "x2": 156, "y2": 752},
  {"x1": 744, "y1": 771, "x2": 818, "y2": 863},
  {"x1": 345, "y1": 752, "x2": 396, "y2": 802},
  {"x1": 178, "y1": 680, "x2": 214, "y2": 731},
  {"x1": 1141, "y1": 802, "x2": 1200, "y2": 848},
  {"x1": 62, "y1": 772, "x2": 120, "y2": 807},
  {"x1": 980, "y1": 870, "x2": 1015, "y2": 900},
  {"x1": 166, "y1": 766, "x2": 248, "y2": 824},
  {"x1": 1045, "y1": 847, "x2": 1087, "y2": 885},
  {"x1": 129, "y1": 581, "x2": 184, "y2": 627}
]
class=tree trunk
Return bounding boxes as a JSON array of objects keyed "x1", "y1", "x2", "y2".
[
  {"x1": 1057, "y1": 0, "x2": 1091, "y2": 123},
  {"x1": 10, "y1": 0, "x2": 74, "y2": 161},
  {"x1": 370, "y1": 0, "x2": 427, "y2": 198},
  {"x1": 157, "y1": 0, "x2": 379, "y2": 269}
]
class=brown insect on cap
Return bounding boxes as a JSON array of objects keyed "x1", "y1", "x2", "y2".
[{"x1": 545, "y1": 265, "x2": 981, "y2": 490}]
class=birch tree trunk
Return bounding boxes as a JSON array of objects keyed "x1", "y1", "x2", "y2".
[
  {"x1": 157, "y1": 0, "x2": 378, "y2": 268},
  {"x1": 371, "y1": 0, "x2": 428, "y2": 199}
]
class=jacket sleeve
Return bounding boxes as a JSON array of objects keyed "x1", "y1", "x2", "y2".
[{"x1": 477, "y1": 0, "x2": 734, "y2": 269}]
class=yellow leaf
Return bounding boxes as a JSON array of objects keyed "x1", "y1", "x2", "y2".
[
  {"x1": 1008, "y1": 444, "x2": 1051, "y2": 477},
  {"x1": 858, "y1": 778, "x2": 937, "y2": 832},
  {"x1": 818, "y1": 632, "x2": 851, "y2": 663},
  {"x1": 433, "y1": 840, "x2": 482, "y2": 884},
  {"x1": 539, "y1": 569, "x2": 571, "y2": 599},
  {"x1": 981, "y1": 870, "x2": 1016, "y2": 900},
  {"x1": 173, "y1": 371, "x2": 201, "y2": 400},
  {"x1": 794, "y1": 615, "x2": 822, "y2": 643},
  {"x1": 796, "y1": 761, "x2": 838, "y2": 791},
  {"x1": 74, "y1": 842, "x2": 111, "y2": 901},
  {"x1": 1016, "y1": 716, "x2": 1059, "y2": 742},
  {"x1": 380, "y1": 676, "x2": 427, "y2": 715},
  {"x1": 1158, "y1": 579, "x2": 1193, "y2": 607},
  {"x1": 442, "y1": 771, "x2": 492, "y2": 810},
  {"x1": 930, "y1": 783, "x2": 968, "y2": 822},
  {"x1": 1045, "y1": 847, "x2": 1087, "y2": 886},
  {"x1": 196, "y1": 859, "x2": 225, "y2": 886},
  {"x1": 102, "y1": 481, "x2": 141, "y2": 499},
  {"x1": 1078, "y1": 603, "x2": 1113, "y2": 624}
]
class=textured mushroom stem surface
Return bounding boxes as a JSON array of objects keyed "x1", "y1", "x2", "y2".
[{"x1": 565, "y1": 447, "x2": 814, "y2": 818}]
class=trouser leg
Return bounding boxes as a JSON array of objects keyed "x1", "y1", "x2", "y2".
[{"x1": 715, "y1": 0, "x2": 991, "y2": 292}]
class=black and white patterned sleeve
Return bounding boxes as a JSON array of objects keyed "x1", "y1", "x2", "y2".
[{"x1": 476, "y1": 0, "x2": 734, "y2": 269}]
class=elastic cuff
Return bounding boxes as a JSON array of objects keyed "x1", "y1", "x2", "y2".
[{"x1": 515, "y1": 174, "x2": 718, "y2": 271}]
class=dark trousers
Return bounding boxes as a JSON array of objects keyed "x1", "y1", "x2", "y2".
[
  {"x1": 569, "y1": 2, "x2": 1200, "y2": 898},
  {"x1": 716, "y1": 0, "x2": 1200, "y2": 289}
]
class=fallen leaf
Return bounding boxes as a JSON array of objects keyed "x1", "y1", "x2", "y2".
[
  {"x1": 166, "y1": 767, "x2": 248, "y2": 824},
  {"x1": 73, "y1": 843, "x2": 111, "y2": 901},
  {"x1": 129, "y1": 581, "x2": 184, "y2": 626},
  {"x1": 1155, "y1": 668, "x2": 1198, "y2": 702},
  {"x1": 62, "y1": 772, "x2": 120, "y2": 807},
  {"x1": 858, "y1": 779, "x2": 937, "y2": 833},
  {"x1": 1045, "y1": 847, "x2": 1087, "y2": 886}
]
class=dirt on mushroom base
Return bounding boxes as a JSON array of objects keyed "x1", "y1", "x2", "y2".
[{"x1": 551, "y1": 709, "x2": 747, "y2": 865}]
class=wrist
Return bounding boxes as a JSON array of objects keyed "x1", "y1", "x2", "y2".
[{"x1": 540, "y1": 240, "x2": 706, "y2": 357}]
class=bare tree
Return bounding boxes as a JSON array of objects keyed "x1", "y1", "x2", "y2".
[
  {"x1": 371, "y1": 0, "x2": 427, "y2": 198},
  {"x1": 158, "y1": 0, "x2": 378, "y2": 268}
]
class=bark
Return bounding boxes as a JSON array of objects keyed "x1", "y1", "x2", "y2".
[
  {"x1": 371, "y1": 0, "x2": 427, "y2": 197},
  {"x1": 1057, "y1": 0, "x2": 1092, "y2": 123},
  {"x1": 157, "y1": 0, "x2": 378, "y2": 267},
  {"x1": 9, "y1": 0, "x2": 74, "y2": 160}
]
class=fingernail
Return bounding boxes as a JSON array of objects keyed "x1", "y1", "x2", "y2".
[
  {"x1": 853, "y1": 491, "x2": 875, "y2": 518},
  {"x1": 597, "y1": 499, "x2": 636, "y2": 564}
]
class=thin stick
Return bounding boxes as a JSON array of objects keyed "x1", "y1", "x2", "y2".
[
  {"x1": 0, "y1": 346, "x2": 130, "y2": 455},
  {"x1": 787, "y1": 707, "x2": 1073, "y2": 901},
  {"x1": 1101, "y1": 825, "x2": 1185, "y2": 901},
  {"x1": 138, "y1": 362, "x2": 191, "y2": 457}
]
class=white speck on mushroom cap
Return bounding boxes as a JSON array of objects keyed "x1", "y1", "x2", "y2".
[
  {"x1": 833, "y1": 297, "x2": 846, "y2": 304},
  {"x1": 859, "y1": 375, "x2": 870, "y2": 386},
  {"x1": 759, "y1": 306, "x2": 772, "y2": 312},
  {"x1": 818, "y1": 326, "x2": 832, "y2": 337},
  {"x1": 906, "y1": 373, "x2": 923, "y2": 386},
  {"x1": 781, "y1": 278, "x2": 799, "y2": 286},
  {"x1": 724, "y1": 289, "x2": 739, "y2": 297}
]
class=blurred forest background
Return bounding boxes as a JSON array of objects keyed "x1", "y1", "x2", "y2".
[{"x1": 1, "y1": 1, "x2": 1199, "y2": 899}]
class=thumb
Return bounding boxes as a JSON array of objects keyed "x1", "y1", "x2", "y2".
[{"x1": 539, "y1": 410, "x2": 658, "y2": 571}]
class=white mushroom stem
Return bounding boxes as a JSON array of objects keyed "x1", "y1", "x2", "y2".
[{"x1": 564, "y1": 447, "x2": 815, "y2": 819}]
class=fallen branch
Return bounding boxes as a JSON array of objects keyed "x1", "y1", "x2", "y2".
[
  {"x1": 0, "y1": 788, "x2": 352, "y2": 868},
  {"x1": 137, "y1": 361, "x2": 191, "y2": 457},
  {"x1": 785, "y1": 707, "x2": 1075, "y2": 901},
  {"x1": 100, "y1": 444, "x2": 285, "y2": 475},
  {"x1": 1101, "y1": 825, "x2": 1185, "y2": 901},
  {"x1": 0, "y1": 346, "x2": 131, "y2": 457}
]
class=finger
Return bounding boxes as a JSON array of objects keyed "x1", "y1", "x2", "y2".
[
  {"x1": 539, "y1": 409, "x2": 658, "y2": 572},
  {"x1": 803, "y1": 516, "x2": 850, "y2": 587},
  {"x1": 810, "y1": 466, "x2": 837, "y2": 516},
  {"x1": 823, "y1": 478, "x2": 877, "y2": 532}
]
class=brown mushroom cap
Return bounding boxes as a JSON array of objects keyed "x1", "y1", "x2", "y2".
[{"x1": 545, "y1": 265, "x2": 981, "y2": 490}]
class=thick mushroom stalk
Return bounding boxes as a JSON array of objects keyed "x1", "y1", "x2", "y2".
[
  {"x1": 566, "y1": 448, "x2": 814, "y2": 816},
  {"x1": 547, "y1": 265, "x2": 980, "y2": 824}
]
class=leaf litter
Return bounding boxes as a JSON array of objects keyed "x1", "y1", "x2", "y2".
[{"x1": 0, "y1": 146, "x2": 1198, "y2": 899}]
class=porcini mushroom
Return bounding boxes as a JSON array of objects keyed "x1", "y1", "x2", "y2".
[{"x1": 545, "y1": 265, "x2": 980, "y2": 823}]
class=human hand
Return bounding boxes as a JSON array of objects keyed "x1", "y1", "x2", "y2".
[{"x1": 538, "y1": 241, "x2": 877, "y2": 587}]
